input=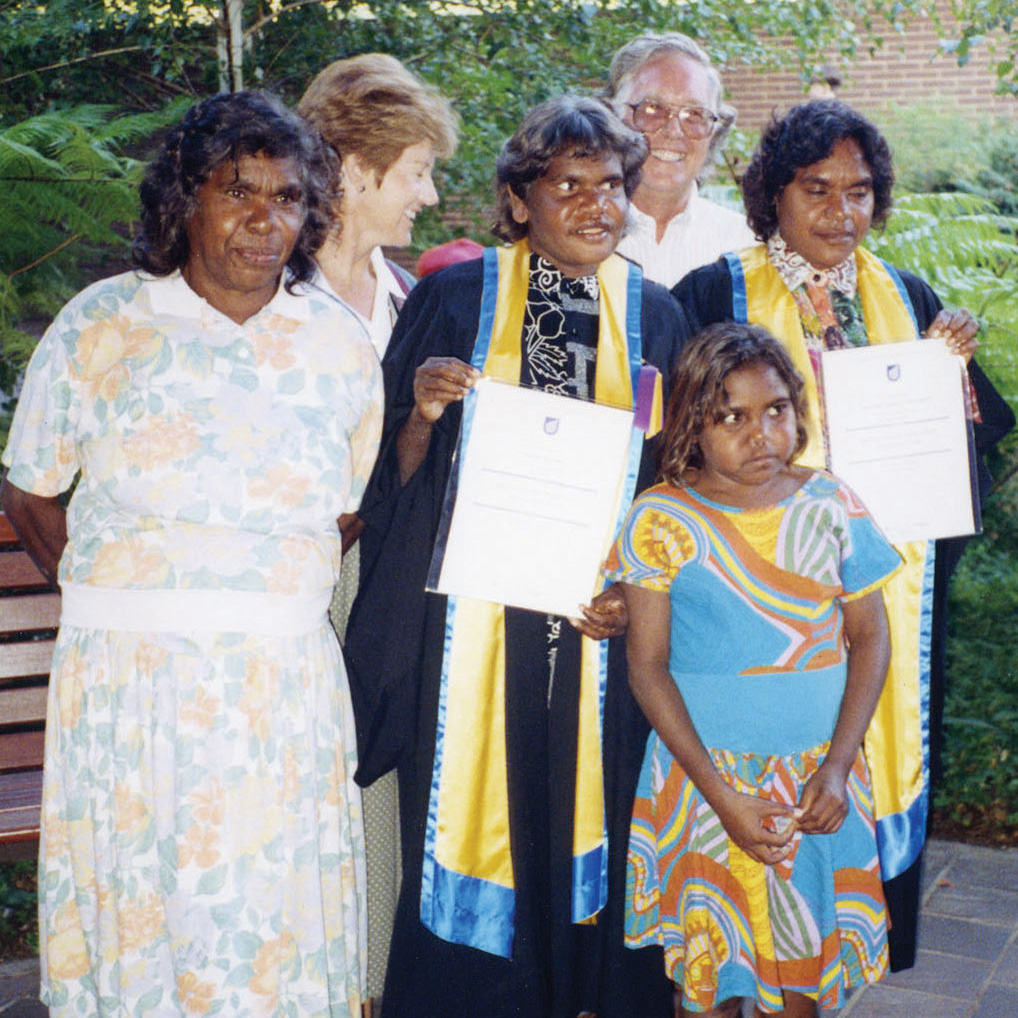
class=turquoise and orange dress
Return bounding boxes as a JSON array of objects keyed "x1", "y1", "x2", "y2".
[{"x1": 603, "y1": 471, "x2": 901, "y2": 1013}]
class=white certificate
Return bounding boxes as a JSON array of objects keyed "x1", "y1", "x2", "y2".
[
  {"x1": 428, "y1": 377, "x2": 634, "y2": 616},
  {"x1": 822, "y1": 340, "x2": 977, "y2": 544}
]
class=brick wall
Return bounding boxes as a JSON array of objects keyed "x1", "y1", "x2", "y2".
[{"x1": 721, "y1": 6, "x2": 1016, "y2": 133}]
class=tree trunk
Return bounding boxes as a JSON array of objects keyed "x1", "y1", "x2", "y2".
[{"x1": 217, "y1": 0, "x2": 244, "y2": 92}]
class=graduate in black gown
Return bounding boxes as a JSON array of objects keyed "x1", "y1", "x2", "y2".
[
  {"x1": 671, "y1": 100, "x2": 1015, "y2": 973},
  {"x1": 344, "y1": 96, "x2": 691, "y2": 1018}
]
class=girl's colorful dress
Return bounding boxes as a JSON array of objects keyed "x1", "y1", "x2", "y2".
[
  {"x1": 603, "y1": 472, "x2": 901, "y2": 1013},
  {"x1": 1, "y1": 271, "x2": 382, "y2": 1018}
]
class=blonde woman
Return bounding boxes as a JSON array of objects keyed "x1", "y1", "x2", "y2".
[
  {"x1": 298, "y1": 54, "x2": 458, "y2": 1008},
  {"x1": 299, "y1": 54, "x2": 457, "y2": 361}
]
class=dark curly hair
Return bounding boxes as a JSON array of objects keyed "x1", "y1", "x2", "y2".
[
  {"x1": 658, "y1": 322, "x2": 809, "y2": 487},
  {"x1": 742, "y1": 100, "x2": 894, "y2": 242},
  {"x1": 493, "y1": 95, "x2": 647, "y2": 243},
  {"x1": 132, "y1": 91, "x2": 338, "y2": 288}
]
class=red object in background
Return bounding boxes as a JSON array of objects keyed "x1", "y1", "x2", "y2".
[{"x1": 416, "y1": 238, "x2": 485, "y2": 278}]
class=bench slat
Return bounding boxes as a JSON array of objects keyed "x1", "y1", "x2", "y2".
[
  {"x1": 0, "y1": 515, "x2": 17, "y2": 545},
  {"x1": 0, "y1": 729, "x2": 45, "y2": 771},
  {"x1": 0, "y1": 771, "x2": 44, "y2": 841},
  {"x1": 0, "y1": 808, "x2": 42, "y2": 842},
  {"x1": 0, "y1": 685, "x2": 48, "y2": 725},
  {"x1": 0, "y1": 548, "x2": 52, "y2": 589},
  {"x1": 0, "y1": 768, "x2": 44, "y2": 807},
  {"x1": 0, "y1": 638, "x2": 56, "y2": 681},
  {"x1": 0, "y1": 591, "x2": 61, "y2": 633}
]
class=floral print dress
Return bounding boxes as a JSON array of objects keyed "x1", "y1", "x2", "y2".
[{"x1": 1, "y1": 271, "x2": 382, "y2": 1018}]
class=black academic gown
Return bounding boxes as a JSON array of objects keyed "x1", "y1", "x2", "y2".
[
  {"x1": 672, "y1": 255, "x2": 1015, "y2": 971},
  {"x1": 345, "y1": 256, "x2": 691, "y2": 1018}
]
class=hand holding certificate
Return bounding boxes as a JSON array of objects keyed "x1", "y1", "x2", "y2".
[
  {"x1": 427, "y1": 378, "x2": 635, "y2": 617},
  {"x1": 822, "y1": 339, "x2": 978, "y2": 543}
]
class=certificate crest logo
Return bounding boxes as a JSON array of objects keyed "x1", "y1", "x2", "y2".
[
  {"x1": 886, "y1": 363, "x2": 901, "y2": 382},
  {"x1": 543, "y1": 416, "x2": 560, "y2": 435}
]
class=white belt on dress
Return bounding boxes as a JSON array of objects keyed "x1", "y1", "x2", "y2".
[{"x1": 60, "y1": 582, "x2": 332, "y2": 637}]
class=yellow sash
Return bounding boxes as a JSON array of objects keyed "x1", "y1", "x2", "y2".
[
  {"x1": 420, "y1": 241, "x2": 660, "y2": 956},
  {"x1": 729, "y1": 246, "x2": 932, "y2": 877}
]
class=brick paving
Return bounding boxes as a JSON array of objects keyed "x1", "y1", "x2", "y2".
[
  {"x1": 843, "y1": 840, "x2": 1018, "y2": 1018},
  {"x1": 2, "y1": 839, "x2": 1016, "y2": 1017}
]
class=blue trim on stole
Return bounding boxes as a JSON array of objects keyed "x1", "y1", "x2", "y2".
[
  {"x1": 918, "y1": 539, "x2": 934, "y2": 800},
  {"x1": 471, "y1": 248, "x2": 501, "y2": 370},
  {"x1": 571, "y1": 259, "x2": 646, "y2": 923},
  {"x1": 420, "y1": 248, "x2": 515, "y2": 956},
  {"x1": 724, "y1": 251, "x2": 748, "y2": 323},
  {"x1": 879, "y1": 259, "x2": 921, "y2": 335},
  {"x1": 425, "y1": 858, "x2": 516, "y2": 958},
  {"x1": 572, "y1": 836, "x2": 608, "y2": 924},
  {"x1": 875, "y1": 540, "x2": 934, "y2": 879},
  {"x1": 874, "y1": 260, "x2": 932, "y2": 879}
]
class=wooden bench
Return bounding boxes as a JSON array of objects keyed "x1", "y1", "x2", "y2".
[{"x1": 0, "y1": 511, "x2": 59, "y2": 861}]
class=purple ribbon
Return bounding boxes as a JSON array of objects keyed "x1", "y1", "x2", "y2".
[{"x1": 633, "y1": 364, "x2": 659, "y2": 432}]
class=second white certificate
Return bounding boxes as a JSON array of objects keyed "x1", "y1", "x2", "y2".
[
  {"x1": 429, "y1": 377, "x2": 634, "y2": 617},
  {"x1": 822, "y1": 340, "x2": 977, "y2": 544}
]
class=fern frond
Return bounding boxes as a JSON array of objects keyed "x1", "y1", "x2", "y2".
[{"x1": 0, "y1": 103, "x2": 166, "y2": 389}]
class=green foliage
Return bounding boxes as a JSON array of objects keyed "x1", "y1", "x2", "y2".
[
  {"x1": 868, "y1": 193, "x2": 1018, "y2": 316},
  {"x1": 936, "y1": 495, "x2": 1018, "y2": 831},
  {"x1": 0, "y1": 0, "x2": 209, "y2": 119},
  {"x1": 866, "y1": 185, "x2": 1018, "y2": 830},
  {"x1": 878, "y1": 103, "x2": 1018, "y2": 215},
  {"x1": 0, "y1": 860, "x2": 38, "y2": 958},
  {"x1": 879, "y1": 103, "x2": 996, "y2": 194},
  {"x1": 973, "y1": 132, "x2": 1018, "y2": 217},
  {"x1": 933, "y1": 0, "x2": 1018, "y2": 95},
  {"x1": 0, "y1": 101, "x2": 187, "y2": 447}
]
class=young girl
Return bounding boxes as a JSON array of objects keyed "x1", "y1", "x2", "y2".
[{"x1": 604, "y1": 323, "x2": 900, "y2": 1017}]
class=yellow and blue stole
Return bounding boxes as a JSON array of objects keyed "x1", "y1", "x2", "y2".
[
  {"x1": 419, "y1": 241, "x2": 661, "y2": 957},
  {"x1": 725, "y1": 245, "x2": 933, "y2": 880}
]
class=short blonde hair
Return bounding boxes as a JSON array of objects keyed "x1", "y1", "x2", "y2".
[{"x1": 298, "y1": 53, "x2": 458, "y2": 179}]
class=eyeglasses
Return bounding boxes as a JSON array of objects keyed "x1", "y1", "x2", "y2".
[{"x1": 627, "y1": 100, "x2": 719, "y2": 140}]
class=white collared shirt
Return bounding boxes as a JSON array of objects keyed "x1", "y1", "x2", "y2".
[
  {"x1": 309, "y1": 247, "x2": 408, "y2": 360},
  {"x1": 615, "y1": 184, "x2": 757, "y2": 289},
  {"x1": 148, "y1": 267, "x2": 316, "y2": 327},
  {"x1": 3, "y1": 268, "x2": 383, "y2": 594}
]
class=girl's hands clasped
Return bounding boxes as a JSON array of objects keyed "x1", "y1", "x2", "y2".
[
  {"x1": 715, "y1": 789, "x2": 801, "y2": 866},
  {"x1": 796, "y1": 759, "x2": 850, "y2": 835}
]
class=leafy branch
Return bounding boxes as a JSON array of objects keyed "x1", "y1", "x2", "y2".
[
  {"x1": 0, "y1": 46, "x2": 147, "y2": 86},
  {"x1": 9, "y1": 235, "x2": 81, "y2": 279}
]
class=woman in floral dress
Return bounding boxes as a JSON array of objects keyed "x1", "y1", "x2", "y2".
[{"x1": 0, "y1": 92, "x2": 381, "y2": 1018}]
